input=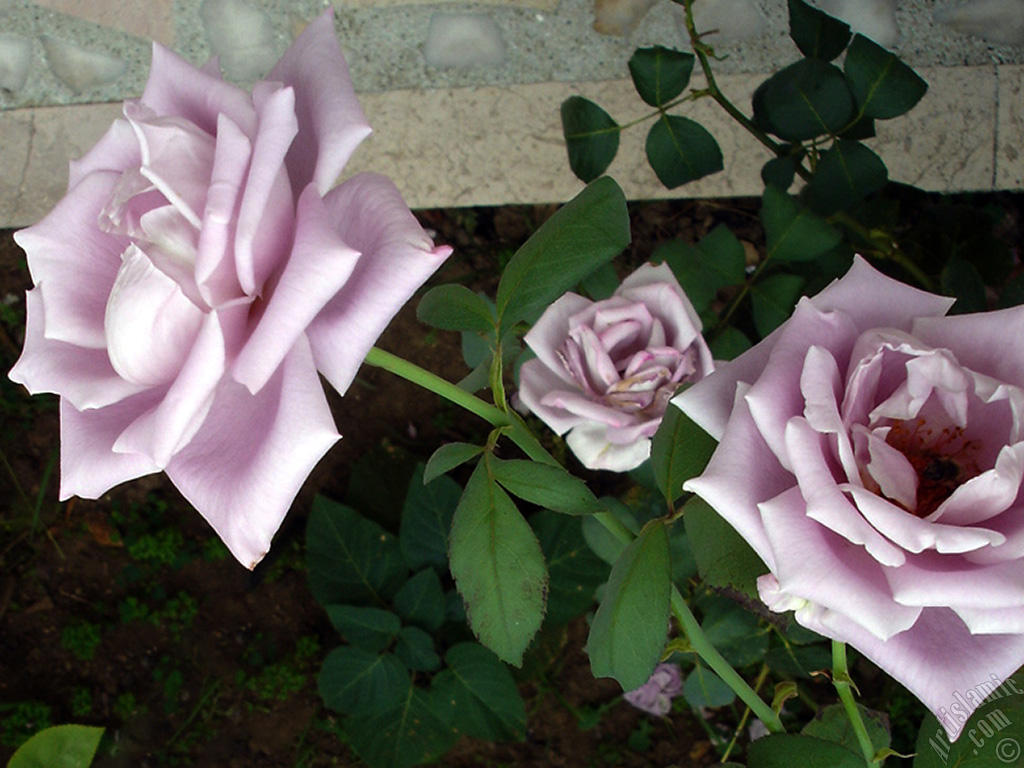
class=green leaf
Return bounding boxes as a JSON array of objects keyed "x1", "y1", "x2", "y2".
[
  {"x1": 699, "y1": 595, "x2": 769, "y2": 669},
  {"x1": 325, "y1": 605, "x2": 401, "y2": 652},
  {"x1": 761, "y1": 155, "x2": 797, "y2": 191},
  {"x1": 307, "y1": 497, "x2": 408, "y2": 607},
  {"x1": 754, "y1": 59, "x2": 856, "y2": 141},
  {"x1": 416, "y1": 284, "x2": 495, "y2": 333},
  {"x1": 423, "y1": 443, "x2": 483, "y2": 485},
  {"x1": 8, "y1": 725, "x2": 105, "y2": 768},
  {"x1": 683, "y1": 496, "x2": 768, "y2": 598},
  {"x1": 580, "y1": 500, "x2": 636, "y2": 565},
  {"x1": 761, "y1": 186, "x2": 843, "y2": 264},
  {"x1": 579, "y1": 261, "x2": 620, "y2": 300},
  {"x1": 432, "y1": 643, "x2": 527, "y2": 742},
  {"x1": 346, "y1": 686, "x2": 458, "y2": 768},
  {"x1": 788, "y1": 0, "x2": 850, "y2": 61},
  {"x1": 650, "y1": 403, "x2": 717, "y2": 507},
  {"x1": 941, "y1": 256, "x2": 987, "y2": 315},
  {"x1": 844, "y1": 34, "x2": 928, "y2": 120},
  {"x1": 561, "y1": 96, "x2": 620, "y2": 183},
  {"x1": 628, "y1": 46, "x2": 695, "y2": 107},
  {"x1": 449, "y1": 460, "x2": 548, "y2": 665},
  {"x1": 646, "y1": 115, "x2": 723, "y2": 189},
  {"x1": 318, "y1": 647, "x2": 410, "y2": 715},
  {"x1": 913, "y1": 669, "x2": 1024, "y2": 768},
  {"x1": 997, "y1": 273, "x2": 1024, "y2": 309},
  {"x1": 682, "y1": 664, "x2": 736, "y2": 708},
  {"x1": 400, "y1": 464, "x2": 461, "y2": 574},
  {"x1": 586, "y1": 520, "x2": 671, "y2": 690},
  {"x1": 708, "y1": 327, "x2": 751, "y2": 361},
  {"x1": 748, "y1": 734, "x2": 864, "y2": 767},
  {"x1": 531, "y1": 511, "x2": 611, "y2": 625},
  {"x1": 496, "y1": 177, "x2": 630, "y2": 333},
  {"x1": 802, "y1": 703, "x2": 891, "y2": 756},
  {"x1": 765, "y1": 638, "x2": 832, "y2": 678},
  {"x1": 393, "y1": 568, "x2": 446, "y2": 632},
  {"x1": 489, "y1": 457, "x2": 602, "y2": 515},
  {"x1": 752, "y1": 273, "x2": 806, "y2": 337},
  {"x1": 804, "y1": 140, "x2": 887, "y2": 216},
  {"x1": 394, "y1": 626, "x2": 441, "y2": 672},
  {"x1": 655, "y1": 224, "x2": 746, "y2": 314}
]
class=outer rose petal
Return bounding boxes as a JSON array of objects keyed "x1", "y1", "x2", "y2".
[
  {"x1": 517, "y1": 360, "x2": 585, "y2": 435},
  {"x1": 59, "y1": 394, "x2": 162, "y2": 500},
  {"x1": 307, "y1": 173, "x2": 451, "y2": 395},
  {"x1": 566, "y1": 422, "x2": 651, "y2": 472},
  {"x1": 166, "y1": 336, "x2": 339, "y2": 568},
  {"x1": 68, "y1": 118, "x2": 141, "y2": 188},
  {"x1": 268, "y1": 9, "x2": 372, "y2": 196},
  {"x1": 522, "y1": 292, "x2": 594, "y2": 384}
]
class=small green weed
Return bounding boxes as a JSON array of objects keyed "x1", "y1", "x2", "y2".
[
  {"x1": 61, "y1": 621, "x2": 102, "y2": 661},
  {"x1": 71, "y1": 687, "x2": 93, "y2": 718},
  {"x1": 0, "y1": 701, "x2": 53, "y2": 749}
]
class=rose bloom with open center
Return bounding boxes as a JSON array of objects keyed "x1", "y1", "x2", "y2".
[
  {"x1": 518, "y1": 263, "x2": 713, "y2": 472},
  {"x1": 674, "y1": 257, "x2": 1024, "y2": 739},
  {"x1": 9, "y1": 12, "x2": 451, "y2": 568}
]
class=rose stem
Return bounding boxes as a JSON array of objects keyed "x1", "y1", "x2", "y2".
[
  {"x1": 832, "y1": 640, "x2": 876, "y2": 766},
  {"x1": 363, "y1": 345, "x2": 786, "y2": 734}
]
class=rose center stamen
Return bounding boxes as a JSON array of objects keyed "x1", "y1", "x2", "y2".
[{"x1": 885, "y1": 419, "x2": 982, "y2": 517}]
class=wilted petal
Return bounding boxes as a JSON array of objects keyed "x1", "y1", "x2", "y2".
[
  {"x1": 10, "y1": 288, "x2": 147, "y2": 409},
  {"x1": 15, "y1": 171, "x2": 126, "y2": 349},
  {"x1": 233, "y1": 184, "x2": 360, "y2": 394},
  {"x1": 307, "y1": 173, "x2": 451, "y2": 395},
  {"x1": 268, "y1": 9, "x2": 372, "y2": 196},
  {"x1": 59, "y1": 394, "x2": 162, "y2": 499},
  {"x1": 166, "y1": 336, "x2": 338, "y2": 568}
]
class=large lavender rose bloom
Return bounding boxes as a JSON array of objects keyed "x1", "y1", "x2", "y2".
[
  {"x1": 8, "y1": 11, "x2": 450, "y2": 568},
  {"x1": 674, "y1": 257, "x2": 1024, "y2": 739},
  {"x1": 518, "y1": 263, "x2": 713, "y2": 472}
]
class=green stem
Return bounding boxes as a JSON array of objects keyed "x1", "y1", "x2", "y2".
[
  {"x1": 832, "y1": 641, "x2": 875, "y2": 766},
  {"x1": 672, "y1": 589, "x2": 784, "y2": 734},
  {"x1": 366, "y1": 345, "x2": 783, "y2": 734}
]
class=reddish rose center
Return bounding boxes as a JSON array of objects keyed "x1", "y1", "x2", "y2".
[{"x1": 885, "y1": 419, "x2": 982, "y2": 517}]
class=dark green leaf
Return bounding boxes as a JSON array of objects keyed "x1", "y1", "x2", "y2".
[
  {"x1": 698, "y1": 595, "x2": 769, "y2": 669},
  {"x1": 761, "y1": 155, "x2": 797, "y2": 190},
  {"x1": 840, "y1": 114, "x2": 875, "y2": 140},
  {"x1": 682, "y1": 663, "x2": 736, "y2": 708},
  {"x1": 579, "y1": 261, "x2": 620, "y2": 300},
  {"x1": 318, "y1": 647, "x2": 409, "y2": 715},
  {"x1": 844, "y1": 34, "x2": 928, "y2": 120},
  {"x1": 646, "y1": 115, "x2": 723, "y2": 189},
  {"x1": 804, "y1": 140, "x2": 887, "y2": 215},
  {"x1": 346, "y1": 686, "x2": 458, "y2": 768},
  {"x1": 433, "y1": 643, "x2": 527, "y2": 742},
  {"x1": 8, "y1": 725, "x2": 105, "y2": 768},
  {"x1": 423, "y1": 443, "x2": 483, "y2": 485},
  {"x1": 531, "y1": 511, "x2": 610, "y2": 625},
  {"x1": 395, "y1": 626, "x2": 441, "y2": 672},
  {"x1": 765, "y1": 636, "x2": 832, "y2": 678},
  {"x1": 748, "y1": 734, "x2": 864, "y2": 767},
  {"x1": 650, "y1": 404, "x2": 717, "y2": 507},
  {"x1": 655, "y1": 224, "x2": 746, "y2": 314},
  {"x1": 416, "y1": 284, "x2": 495, "y2": 333},
  {"x1": 400, "y1": 464, "x2": 461, "y2": 574},
  {"x1": 325, "y1": 605, "x2": 401, "y2": 652},
  {"x1": 914, "y1": 673, "x2": 1024, "y2": 768},
  {"x1": 628, "y1": 46, "x2": 695, "y2": 107},
  {"x1": 752, "y1": 273, "x2": 806, "y2": 337},
  {"x1": 997, "y1": 273, "x2": 1024, "y2": 309},
  {"x1": 307, "y1": 497, "x2": 408, "y2": 607},
  {"x1": 803, "y1": 703, "x2": 891, "y2": 756},
  {"x1": 393, "y1": 568, "x2": 446, "y2": 632},
  {"x1": 489, "y1": 457, "x2": 602, "y2": 515},
  {"x1": 754, "y1": 59, "x2": 856, "y2": 142},
  {"x1": 449, "y1": 460, "x2": 548, "y2": 665},
  {"x1": 683, "y1": 496, "x2": 767, "y2": 598},
  {"x1": 761, "y1": 185, "x2": 843, "y2": 264},
  {"x1": 587, "y1": 520, "x2": 671, "y2": 690},
  {"x1": 788, "y1": 0, "x2": 850, "y2": 60},
  {"x1": 561, "y1": 96, "x2": 620, "y2": 183},
  {"x1": 580, "y1": 499, "x2": 636, "y2": 565},
  {"x1": 346, "y1": 446, "x2": 418, "y2": 529},
  {"x1": 496, "y1": 177, "x2": 630, "y2": 332},
  {"x1": 709, "y1": 327, "x2": 751, "y2": 360},
  {"x1": 941, "y1": 256, "x2": 987, "y2": 315}
]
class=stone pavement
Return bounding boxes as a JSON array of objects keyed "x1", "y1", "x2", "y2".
[{"x1": 2, "y1": 0, "x2": 1024, "y2": 226}]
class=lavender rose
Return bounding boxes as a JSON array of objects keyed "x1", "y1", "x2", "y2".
[
  {"x1": 623, "y1": 663, "x2": 684, "y2": 716},
  {"x1": 518, "y1": 263, "x2": 713, "y2": 472},
  {"x1": 8, "y1": 11, "x2": 450, "y2": 568},
  {"x1": 674, "y1": 257, "x2": 1024, "y2": 739}
]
